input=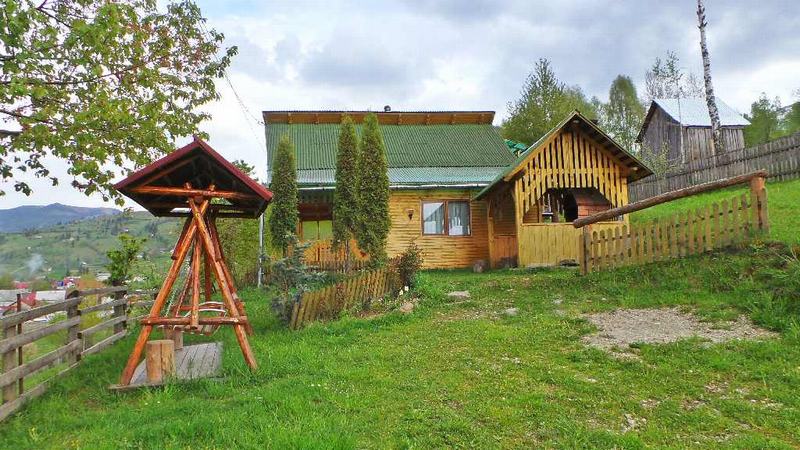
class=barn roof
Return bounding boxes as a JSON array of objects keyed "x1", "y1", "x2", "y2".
[
  {"x1": 114, "y1": 137, "x2": 272, "y2": 218},
  {"x1": 637, "y1": 98, "x2": 750, "y2": 142},
  {"x1": 476, "y1": 110, "x2": 652, "y2": 199},
  {"x1": 263, "y1": 111, "x2": 516, "y2": 188}
]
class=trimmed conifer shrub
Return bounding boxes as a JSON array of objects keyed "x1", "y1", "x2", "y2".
[
  {"x1": 332, "y1": 115, "x2": 360, "y2": 255},
  {"x1": 355, "y1": 113, "x2": 390, "y2": 264},
  {"x1": 269, "y1": 134, "x2": 299, "y2": 255}
]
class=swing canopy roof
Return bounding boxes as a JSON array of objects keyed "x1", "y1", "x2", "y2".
[{"x1": 114, "y1": 137, "x2": 273, "y2": 218}]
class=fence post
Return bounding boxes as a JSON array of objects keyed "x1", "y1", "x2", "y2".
[
  {"x1": 2, "y1": 294, "x2": 22, "y2": 404},
  {"x1": 65, "y1": 291, "x2": 81, "y2": 365},
  {"x1": 579, "y1": 226, "x2": 589, "y2": 275},
  {"x1": 749, "y1": 175, "x2": 769, "y2": 233},
  {"x1": 113, "y1": 289, "x2": 127, "y2": 335}
]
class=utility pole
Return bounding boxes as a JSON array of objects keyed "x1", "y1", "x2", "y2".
[{"x1": 257, "y1": 213, "x2": 264, "y2": 288}]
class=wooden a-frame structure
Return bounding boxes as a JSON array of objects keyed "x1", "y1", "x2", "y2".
[{"x1": 114, "y1": 137, "x2": 272, "y2": 386}]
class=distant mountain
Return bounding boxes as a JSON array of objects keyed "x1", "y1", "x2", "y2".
[
  {"x1": 0, "y1": 210, "x2": 179, "y2": 278},
  {"x1": 0, "y1": 203, "x2": 120, "y2": 233}
]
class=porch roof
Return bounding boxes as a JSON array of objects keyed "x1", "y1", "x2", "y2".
[{"x1": 475, "y1": 111, "x2": 652, "y2": 199}]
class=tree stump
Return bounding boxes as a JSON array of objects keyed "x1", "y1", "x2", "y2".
[
  {"x1": 146, "y1": 340, "x2": 175, "y2": 384},
  {"x1": 164, "y1": 329, "x2": 184, "y2": 350}
]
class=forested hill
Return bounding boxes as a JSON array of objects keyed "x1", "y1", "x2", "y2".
[
  {"x1": 0, "y1": 203, "x2": 120, "y2": 233},
  {"x1": 0, "y1": 210, "x2": 179, "y2": 279}
]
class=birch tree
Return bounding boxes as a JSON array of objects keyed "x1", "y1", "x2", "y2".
[{"x1": 696, "y1": 0, "x2": 724, "y2": 153}]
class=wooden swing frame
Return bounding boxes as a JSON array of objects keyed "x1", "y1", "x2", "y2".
[
  {"x1": 113, "y1": 137, "x2": 272, "y2": 386},
  {"x1": 118, "y1": 184, "x2": 256, "y2": 385}
]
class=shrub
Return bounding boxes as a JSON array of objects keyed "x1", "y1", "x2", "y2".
[
  {"x1": 269, "y1": 135, "x2": 299, "y2": 255},
  {"x1": 395, "y1": 242, "x2": 424, "y2": 288},
  {"x1": 269, "y1": 234, "x2": 324, "y2": 323},
  {"x1": 355, "y1": 113, "x2": 390, "y2": 264},
  {"x1": 106, "y1": 234, "x2": 146, "y2": 286}
]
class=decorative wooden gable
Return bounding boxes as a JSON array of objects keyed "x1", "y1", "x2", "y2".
[{"x1": 497, "y1": 112, "x2": 650, "y2": 224}]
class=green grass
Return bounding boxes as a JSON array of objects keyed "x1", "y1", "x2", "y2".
[
  {"x1": 630, "y1": 177, "x2": 800, "y2": 244},
  {"x1": 1, "y1": 245, "x2": 799, "y2": 449},
  {"x1": 1, "y1": 178, "x2": 798, "y2": 448}
]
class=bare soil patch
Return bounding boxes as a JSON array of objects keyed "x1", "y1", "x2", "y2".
[{"x1": 582, "y1": 307, "x2": 777, "y2": 355}]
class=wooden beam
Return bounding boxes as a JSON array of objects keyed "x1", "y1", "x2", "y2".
[
  {"x1": 139, "y1": 317, "x2": 249, "y2": 326},
  {"x1": 130, "y1": 186, "x2": 259, "y2": 201},
  {"x1": 573, "y1": 170, "x2": 768, "y2": 228}
]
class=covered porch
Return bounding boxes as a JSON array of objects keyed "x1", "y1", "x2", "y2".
[{"x1": 477, "y1": 111, "x2": 652, "y2": 268}]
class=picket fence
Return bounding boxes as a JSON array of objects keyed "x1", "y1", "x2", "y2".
[
  {"x1": 288, "y1": 265, "x2": 400, "y2": 330},
  {"x1": 578, "y1": 175, "x2": 769, "y2": 274},
  {"x1": 0, "y1": 287, "x2": 156, "y2": 421},
  {"x1": 630, "y1": 132, "x2": 800, "y2": 201},
  {"x1": 303, "y1": 239, "x2": 369, "y2": 272}
]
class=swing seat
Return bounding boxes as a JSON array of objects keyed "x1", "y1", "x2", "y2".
[{"x1": 165, "y1": 301, "x2": 227, "y2": 336}]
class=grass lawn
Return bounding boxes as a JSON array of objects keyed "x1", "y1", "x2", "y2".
[
  {"x1": 0, "y1": 177, "x2": 798, "y2": 449},
  {"x1": 0, "y1": 244, "x2": 799, "y2": 448}
]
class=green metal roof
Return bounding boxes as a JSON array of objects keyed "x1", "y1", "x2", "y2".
[
  {"x1": 296, "y1": 167, "x2": 505, "y2": 187},
  {"x1": 266, "y1": 122, "x2": 515, "y2": 186}
]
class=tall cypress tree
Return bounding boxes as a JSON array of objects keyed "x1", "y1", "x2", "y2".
[
  {"x1": 332, "y1": 115, "x2": 360, "y2": 259},
  {"x1": 269, "y1": 134, "x2": 299, "y2": 255},
  {"x1": 355, "y1": 113, "x2": 390, "y2": 264}
]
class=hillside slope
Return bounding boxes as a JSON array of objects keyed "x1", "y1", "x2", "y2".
[
  {"x1": 0, "y1": 210, "x2": 179, "y2": 278},
  {"x1": 0, "y1": 203, "x2": 120, "y2": 232}
]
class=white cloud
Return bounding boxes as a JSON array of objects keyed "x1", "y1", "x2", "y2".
[{"x1": 2, "y1": 0, "x2": 798, "y2": 210}]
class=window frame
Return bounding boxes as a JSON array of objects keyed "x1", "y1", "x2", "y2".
[{"x1": 420, "y1": 199, "x2": 472, "y2": 237}]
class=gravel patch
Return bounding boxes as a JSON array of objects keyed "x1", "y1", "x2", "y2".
[{"x1": 582, "y1": 307, "x2": 777, "y2": 354}]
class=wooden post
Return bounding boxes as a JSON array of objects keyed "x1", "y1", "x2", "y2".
[
  {"x1": 2, "y1": 294, "x2": 21, "y2": 403},
  {"x1": 164, "y1": 329, "x2": 183, "y2": 351},
  {"x1": 579, "y1": 226, "x2": 589, "y2": 275},
  {"x1": 112, "y1": 290, "x2": 127, "y2": 335},
  {"x1": 145, "y1": 340, "x2": 175, "y2": 384},
  {"x1": 119, "y1": 211, "x2": 202, "y2": 385},
  {"x1": 749, "y1": 175, "x2": 769, "y2": 233},
  {"x1": 65, "y1": 292, "x2": 81, "y2": 366}
]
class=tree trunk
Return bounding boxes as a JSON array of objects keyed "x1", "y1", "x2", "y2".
[{"x1": 696, "y1": 0, "x2": 724, "y2": 156}]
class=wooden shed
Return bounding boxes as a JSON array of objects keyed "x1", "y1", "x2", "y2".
[
  {"x1": 476, "y1": 111, "x2": 652, "y2": 267},
  {"x1": 636, "y1": 98, "x2": 750, "y2": 163}
]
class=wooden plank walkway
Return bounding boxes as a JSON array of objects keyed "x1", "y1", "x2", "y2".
[{"x1": 109, "y1": 342, "x2": 222, "y2": 391}]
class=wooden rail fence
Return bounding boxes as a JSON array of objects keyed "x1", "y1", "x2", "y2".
[
  {"x1": 577, "y1": 172, "x2": 769, "y2": 274},
  {"x1": 0, "y1": 287, "x2": 156, "y2": 421},
  {"x1": 288, "y1": 265, "x2": 400, "y2": 330},
  {"x1": 630, "y1": 132, "x2": 800, "y2": 201}
]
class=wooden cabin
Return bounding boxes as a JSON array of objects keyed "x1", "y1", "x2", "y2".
[
  {"x1": 475, "y1": 111, "x2": 652, "y2": 268},
  {"x1": 263, "y1": 110, "x2": 651, "y2": 269},
  {"x1": 263, "y1": 110, "x2": 515, "y2": 268},
  {"x1": 636, "y1": 98, "x2": 749, "y2": 163}
]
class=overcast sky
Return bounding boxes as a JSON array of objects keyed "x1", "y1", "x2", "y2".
[{"x1": 2, "y1": 0, "x2": 798, "y2": 209}]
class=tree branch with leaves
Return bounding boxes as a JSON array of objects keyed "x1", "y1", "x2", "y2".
[{"x1": 0, "y1": 0, "x2": 236, "y2": 202}]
